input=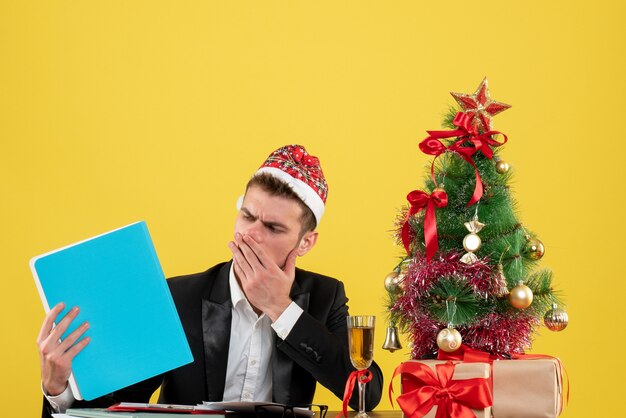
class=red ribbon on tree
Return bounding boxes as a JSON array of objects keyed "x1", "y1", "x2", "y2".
[
  {"x1": 437, "y1": 344, "x2": 494, "y2": 363},
  {"x1": 389, "y1": 361, "x2": 493, "y2": 418},
  {"x1": 338, "y1": 369, "x2": 373, "y2": 418},
  {"x1": 419, "y1": 112, "x2": 508, "y2": 206},
  {"x1": 401, "y1": 189, "x2": 448, "y2": 260}
]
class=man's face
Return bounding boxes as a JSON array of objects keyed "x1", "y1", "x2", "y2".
[{"x1": 233, "y1": 185, "x2": 314, "y2": 268}]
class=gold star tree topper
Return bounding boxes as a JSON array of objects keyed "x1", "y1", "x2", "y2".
[{"x1": 450, "y1": 77, "x2": 511, "y2": 133}]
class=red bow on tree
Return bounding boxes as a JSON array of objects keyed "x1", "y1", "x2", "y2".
[
  {"x1": 390, "y1": 361, "x2": 493, "y2": 418},
  {"x1": 419, "y1": 112, "x2": 507, "y2": 206},
  {"x1": 401, "y1": 189, "x2": 448, "y2": 260}
]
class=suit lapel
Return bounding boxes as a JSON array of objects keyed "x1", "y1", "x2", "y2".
[
  {"x1": 272, "y1": 272, "x2": 310, "y2": 404},
  {"x1": 202, "y1": 263, "x2": 232, "y2": 402}
]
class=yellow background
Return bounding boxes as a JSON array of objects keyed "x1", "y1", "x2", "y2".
[{"x1": 1, "y1": 1, "x2": 624, "y2": 416}]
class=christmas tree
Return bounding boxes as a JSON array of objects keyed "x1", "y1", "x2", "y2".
[{"x1": 384, "y1": 78, "x2": 568, "y2": 359}]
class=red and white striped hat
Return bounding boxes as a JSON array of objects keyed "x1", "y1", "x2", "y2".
[{"x1": 251, "y1": 144, "x2": 328, "y2": 226}]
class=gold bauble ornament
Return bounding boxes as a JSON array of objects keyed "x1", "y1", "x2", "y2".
[
  {"x1": 436, "y1": 327, "x2": 462, "y2": 352},
  {"x1": 524, "y1": 238, "x2": 545, "y2": 260},
  {"x1": 509, "y1": 281, "x2": 534, "y2": 309},
  {"x1": 544, "y1": 304, "x2": 569, "y2": 331},
  {"x1": 495, "y1": 160, "x2": 510, "y2": 174},
  {"x1": 384, "y1": 271, "x2": 403, "y2": 294}
]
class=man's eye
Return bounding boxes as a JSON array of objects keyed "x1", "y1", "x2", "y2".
[{"x1": 266, "y1": 224, "x2": 281, "y2": 233}]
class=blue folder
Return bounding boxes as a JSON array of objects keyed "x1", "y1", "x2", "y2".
[{"x1": 31, "y1": 221, "x2": 193, "y2": 401}]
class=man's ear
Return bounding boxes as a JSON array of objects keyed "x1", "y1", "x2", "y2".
[{"x1": 296, "y1": 231, "x2": 318, "y2": 257}]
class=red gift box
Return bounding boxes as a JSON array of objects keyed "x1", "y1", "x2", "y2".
[{"x1": 392, "y1": 360, "x2": 492, "y2": 418}]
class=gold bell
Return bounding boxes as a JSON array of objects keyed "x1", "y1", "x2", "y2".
[{"x1": 382, "y1": 325, "x2": 402, "y2": 352}]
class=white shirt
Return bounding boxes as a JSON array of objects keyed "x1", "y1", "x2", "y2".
[
  {"x1": 223, "y1": 265, "x2": 302, "y2": 402},
  {"x1": 45, "y1": 264, "x2": 303, "y2": 411}
]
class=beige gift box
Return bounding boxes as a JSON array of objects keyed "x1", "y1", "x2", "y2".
[
  {"x1": 492, "y1": 358, "x2": 564, "y2": 418},
  {"x1": 400, "y1": 360, "x2": 492, "y2": 418}
]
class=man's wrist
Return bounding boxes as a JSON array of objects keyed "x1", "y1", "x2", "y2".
[
  {"x1": 266, "y1": 298, "x2": 293, "y2": 322},
  {"x1": 42, "y1": 381, "x2": 75, "y2": 412},
  {"x1": 43, "y1": 380, "x2": 68, "y2": 397}
]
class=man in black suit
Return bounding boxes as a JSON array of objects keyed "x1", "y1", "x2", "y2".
[{"x1": 37, "y1": 145, "x2": 383, "y2": 417}]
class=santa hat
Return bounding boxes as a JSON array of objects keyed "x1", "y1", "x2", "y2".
[{"x1": 242, "y1": 144, "x2": 328, "y2": 226}]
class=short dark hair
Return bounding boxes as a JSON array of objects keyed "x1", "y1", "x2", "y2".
[{"x1": 245, "y1": 172, "x2": 317, "y2": 234}]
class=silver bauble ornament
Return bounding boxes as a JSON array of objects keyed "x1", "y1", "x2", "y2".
[{"x1": 544, "y1": 304, "x2": 569, "y2": 331}]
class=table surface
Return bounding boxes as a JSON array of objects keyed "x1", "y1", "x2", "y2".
[
  {"x1": 53, "y1": 410, "x2": 402, "y2": 418},
  {"x1": 329, "y1": 412, "x2": 400, "y2": 418}
]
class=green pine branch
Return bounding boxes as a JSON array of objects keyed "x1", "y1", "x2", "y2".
[
  {"x1": 525, "y1": 269, "x2": 562, "y2": 317},
  {"x1": 425, "y1": 275, "x2": 491, "y2": 326}
]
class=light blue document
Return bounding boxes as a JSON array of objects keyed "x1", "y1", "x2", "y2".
[{"x1": 31, "y1": 221, "x2": 193, "y2": 401}]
